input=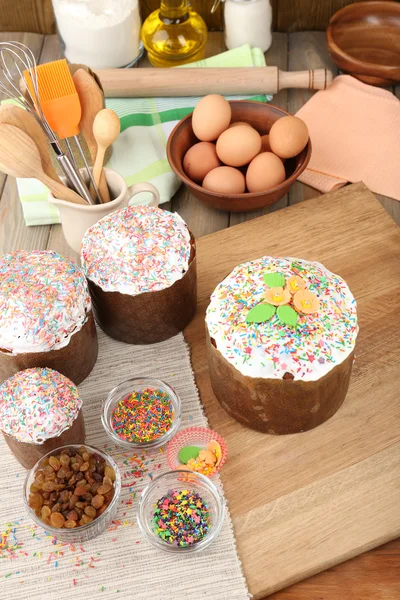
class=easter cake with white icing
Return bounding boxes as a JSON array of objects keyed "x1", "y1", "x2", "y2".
[
  {"x1": 205, "y1": 256, "x2": 358, "y2": 434},
  {"x1": 0, "y1": 251, "x2": 98, "y2": 385},
  {"x1": 81, "y1": 205, "x2": 197, "y2": 344}
]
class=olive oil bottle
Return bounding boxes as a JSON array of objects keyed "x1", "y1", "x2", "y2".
[{"x1": 141, "y1": 1, "x2": 208, "y2": 67}]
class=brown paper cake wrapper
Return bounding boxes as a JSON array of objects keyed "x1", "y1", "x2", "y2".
[
  {"x1": 0, "y1": 311, "x2": 98, "y2": 386},
  {"x1": 87, "y1": 239, "x2": 197, "y2": 345},
  {"x1": 3, "y1": 409, "x2": 85, "y2": 469},
  {"x1": 206, "y1": 329, "x2": 355, "y2": 434}
]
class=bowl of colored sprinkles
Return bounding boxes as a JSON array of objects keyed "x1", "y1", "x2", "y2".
[
  {"x1": 102, "y1": 377, "x2": 181, "y2": 449},
  {"x1": 167, "y1": 426, "x2": 227, "y2": 476},
  {"x1": 24, "y1": 444, "x2": 121, "y2": 543},
  {"x1": 137, "y1": 470, "x2": 225, "y2": 553}
]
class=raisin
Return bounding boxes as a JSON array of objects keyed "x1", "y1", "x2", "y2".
[
  {"x1": 78, "y1": 446, "x2": 86, "y2": 457},
  {"x1": 71, "y1": 462, "x2": 80, "y2": 472},
  {"x1": 42, "y1": 482, "x2": 57, "y2": 492},
  {"x1": 50, "y1": 512, "x2": 65, "y2": 528},
  {"x1": 83, "y1": 493, "x2": 93, "y2": 503},
  {"x1": 84, "y1": 505, "x2": 96, "y2": 518},
  {"x1": 57, "y1": 467, "x2": 67, "y2": 480},
  {"x1": 59, "y1": 454, "x2": 70, "y2": 467},
  {"x1": 75, "y1": 472, "x2": 83, "y2": 481},
  {"x1": 103, "y1": 476, "x2": 113, "y2": 488},
  {"x1": 82, "y1": 452, "x2": 90, "y2": 462},
  {"x1": 91, "y1": 482, "x2": 101, "y2": 494},
  {"x1": 91, "y1": 494, "x2": 104, "y2": 509},
  {"x1": 69, "y1": 494, "x2": 78, "y2": 506},
  {"x1": 67, "y1": 510, "x2": 78, "y2": 521},
  {"x1": 105, "y1": 467, "x2": 116, "y2": 482},
  {"x1": 30, "y1": 483, "x2": 41, "y2": 493},
  {"x1": 49, "y1": 456, "x2": 61, "y2": 471},
  {"x1": 29, "y1": 493, "x2": 44, "y2": 510},
  {"x1": 74, "y1": 486, "x2": 87, "y2": 497},
  {"x1": 64, "y1": 520, "x2": 77, "y2": 529},
  {"x1": 80, "y1": 514, "x2": 93, "y2": 525},
  {"x1": 97, "y1": 484, "x2": 112, "y2": 495},
  {"x1": 51, "y1": 503, "x2": 61, "y2": 513},
  {"x1": 41, "y1": 506, "x2": 51, "y2": 519},
  {"x1": 75, "y1": 501, "x2": 87, "y2": 510},
  {"x1": 93, "y1": 472, "x2": 102, "y2": 482},
  {"x1": 80, "y1": 462, "x2": 89, "y2": 472}
]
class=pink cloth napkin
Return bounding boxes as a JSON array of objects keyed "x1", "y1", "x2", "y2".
[{"x1": 296, "y1": 75, "x2": 400, "y2": 201}]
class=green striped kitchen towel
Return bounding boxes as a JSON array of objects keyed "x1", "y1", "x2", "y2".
[{"x1": 14, "y1": 45, "x2": 271, "y2": 226}]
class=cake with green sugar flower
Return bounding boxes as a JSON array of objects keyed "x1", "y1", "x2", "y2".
[{"x1": 205, "y1": 256, "x2": 358, "y2": 434}]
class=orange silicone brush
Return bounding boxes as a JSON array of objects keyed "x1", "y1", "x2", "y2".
[
  {"x1": 25, "y1": 58, "x2": 102, "y2": 202},
  {"x1": 31, "y1": 59, "x2": 81, "y2": 139}
]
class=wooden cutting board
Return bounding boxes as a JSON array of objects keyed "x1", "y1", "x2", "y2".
[{"x1": 184, "y1": 182, "x2": 400, "y2": 599}]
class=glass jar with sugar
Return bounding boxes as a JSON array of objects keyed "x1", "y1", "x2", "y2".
[{"x1": 52, "y1": 0, "x2": 142, "y2": 69}]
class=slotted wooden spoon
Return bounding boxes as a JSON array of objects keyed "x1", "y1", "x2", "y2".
[{"x1": 0, "y1": 124, "x2": 87, "y2": 205}]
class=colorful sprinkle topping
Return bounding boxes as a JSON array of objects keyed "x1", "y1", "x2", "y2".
[
  {"x1": 81, "y1": 206, "x2": 192, "y2": 296},
  {"x1": 111, "y1": 388, "x2": 174, "y2": 443},
  {"x1": 206, "y1": 257, "x2": 358, "y2": 381},
  {"x1": 0, "y1": 251, "x2": 91, "y2": 354},
  {"x1": 0, "y1": 368, "x2": 82, "y2": 444},
  {"x1": 153, "y1": 490, "x2": 210, "y2": 546}
]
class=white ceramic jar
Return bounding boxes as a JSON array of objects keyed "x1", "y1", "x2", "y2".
[
  {"x1": 223, "y1": 0, "x2": 272, "y2": 52},
  {"x1": 52, "y1": 0, "x2": 142, "y2": 68}
]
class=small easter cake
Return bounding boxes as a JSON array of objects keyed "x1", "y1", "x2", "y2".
[
  {"x1": 0, "y1": 367, "x2": 85, "y2": 468},
  {"x1": 0, "y1": 251, "x2": 98, "y2": 385},
  {"x1": 81, "y1": 205, "x2": 197, "y2": 344},
  {"x1": 205, "y1": 257, "x2": 358, "y2": 434}
]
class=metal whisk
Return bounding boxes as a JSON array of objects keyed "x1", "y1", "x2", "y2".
[{"x1": 0, "y1": 41, "x2": 96, "y2": 205}]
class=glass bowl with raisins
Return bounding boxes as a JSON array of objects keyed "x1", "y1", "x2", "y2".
[{"x1": 23, "y1": 444, "x2": 121, "y2": 542}]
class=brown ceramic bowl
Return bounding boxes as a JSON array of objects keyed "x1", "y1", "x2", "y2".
[
  {"x1": 327, "y1": 1, "x2": 400, "y2": 86},
  {"x1": 167, "y1": 101, "x2": 311, "y2": 213}
]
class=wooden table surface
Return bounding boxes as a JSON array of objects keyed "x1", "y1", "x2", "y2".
[{"x1": 0, "y1": 30, "x2": 399, "y2": 600}]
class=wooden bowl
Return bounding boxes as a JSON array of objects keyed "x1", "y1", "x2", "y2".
[
  {"x1": 166, "y1": 101, "x2": 311, "y2": 213},
  {"x1": 327, "y1": 1, "x2": 400, "y2": 86}
]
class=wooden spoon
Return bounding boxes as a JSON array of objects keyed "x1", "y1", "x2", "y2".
[
  {"x1": 73, "y1": 68, "x2": 111, "y2": 202},
  {"x1": 92, "y1": 108, "x2": 120, "y2": 197},
  {"x1": 0, "y1": 124, "x2": 87, "y2": 206},
  {"x1": 0, "y1": 104, "x2": 62, "y2": 184}
]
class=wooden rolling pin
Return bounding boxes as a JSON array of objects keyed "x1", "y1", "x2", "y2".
[{"x1": 96, "y1": 67, "x2": 333, "y2": 97}]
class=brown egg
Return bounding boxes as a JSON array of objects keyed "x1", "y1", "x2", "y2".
[
  {"x1": 203, "y1": 166, "x2": 246, "y2": 194},
  {"x1": 228, "y1": 121, "x2": 252, "y2": 129},
  {"x1": 246, "y1": 152, "x2": 286, "y2": 193},
  {"x1": 192, "y1": 94, "x2": 231, "y2": 142},
  {"x1": 260, "y1": 134, "x2": 271, "y2": 153},
  {"x1": 269, "y1": 116, "x2": 309, "y2": 159},
  {"x1": 183, "y1": 142, "x2": 221, "y2": 183},
  {"x1": 216, "y1": 125, "x2": 261, "y2": 167}
]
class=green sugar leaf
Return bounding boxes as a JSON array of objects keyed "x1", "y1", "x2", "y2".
[
  {"x1": 277, "y1": 305, "x2": 299, "y2": 327},
  {"x1": 263, "y1": 272, "x2": 285, "y2": 288},
  {"x1": 246, "y1": 302, "x2": 276, "y2": 324},
  {"x1": 178, "y1": 445, "x2": 201, "y2": 464}
]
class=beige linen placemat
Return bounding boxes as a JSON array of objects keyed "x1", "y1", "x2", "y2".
[{"x1": 0, "y1": 330, "x2": 249, "y2": 600}]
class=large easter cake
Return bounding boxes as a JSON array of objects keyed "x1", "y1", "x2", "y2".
[{"x1": 205, "y1": 256, "x2": 358, "y2": 434}]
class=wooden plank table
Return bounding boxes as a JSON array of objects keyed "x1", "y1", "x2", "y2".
[{"x1": 0, "y1": 30, "x2": 399, "y2": 600}]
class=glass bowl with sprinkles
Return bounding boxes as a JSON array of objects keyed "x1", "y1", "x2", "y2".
[
  {"x1": 101, "y1": 377, "x2": 181, "y2": 450},
  {"x1": 23, "y1": 444, "x2": 121, "y2": 543},
  {"x1": 137, "y1": 469, "x2": 225, "y2": 553}
]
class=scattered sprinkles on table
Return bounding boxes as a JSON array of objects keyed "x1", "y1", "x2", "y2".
[
  {"x1": 153, "y1": 490, "x2": 210, "y2": 547},
  {"x1": 0, "y1": 368, "x2": 82, "y2": 444},
  {"x1": 111, "y1": 388, "x2": 173, "y2": 443},
  {"x1": 0, "y1": 251, "x2": 91, "y2": 354},
  {"x1": 81, "y1": 205, "x2": 192, "y2": 296},
  {"x1": 206, "y1": 257, "x2": 358, "y2": 381}
]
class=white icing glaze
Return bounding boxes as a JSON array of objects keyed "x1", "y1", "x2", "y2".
[
  {"x1": 206, "y1": 256, "x2": 358, "y2": 381},
  {"x1": 81, "y1": 205, "x2": 192, "y2": 296}
]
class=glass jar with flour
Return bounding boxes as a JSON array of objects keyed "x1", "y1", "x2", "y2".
[
  {"x1": 212, "y1": 0, "x2": 272, "y2": 52},
  {"x1": 52, "y1": 0, "x2": 143, "y2": 69}
]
